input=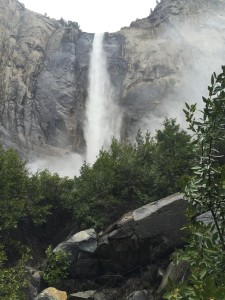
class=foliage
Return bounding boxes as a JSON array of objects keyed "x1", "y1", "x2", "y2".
[
  {"x1": 0, "y1": 101, "x2": 193, "y2": 292},
  {"x1": 183, "y1": 68, "x2": 225, "y2": 243},
  {"x1": 0, "y1": 147, "x2": 73, "y2": 297},
  {"x1": 43, "y1": 245, "x2": 70, "y2": 287},
  {"x1": 0, "y1": 148, "x2": 74, "y2": 252},
  {"x1": 0, "y1": 145, "x2": 28, "y2": 234},
  {"x1": 26, "y1": 170, "x2": 74, "y2": 226},
  {"x1": 164, "y1": 222, "x2": 225, "y2": 299},
  {"x1": 163, "y1": 67, "x2": 225, "y2": 299},
  {"x1": 154, "y1": 118, "x2": 193, "y2": 197},
  {"x1": 0, "y1": 245, "x2": 30, "y2": 300},
  {"x1": 69, "y1": 120, "x2": 193, "y2": 229},
  {"x1": 68, "y1": 133, "x2": 156, "y2": 229}
]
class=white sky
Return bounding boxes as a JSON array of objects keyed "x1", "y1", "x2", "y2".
[{"x1": 20, "y1": 0, "x2": 156, "y2": 33}]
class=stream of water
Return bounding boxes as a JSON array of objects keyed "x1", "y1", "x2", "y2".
[{"x1": 85, "y1": 33, "x2": 122, "y2": 164}]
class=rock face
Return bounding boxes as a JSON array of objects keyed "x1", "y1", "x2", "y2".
[
  {"x1": 118, "y1": 0, "x2": 225, "y2": 136},
  {"x1": 53, "y1": 194, "x2": 187, "y2": 280},
  {"x1": 0, "y1": 0, "x2": 92, "y2": 157},
  {"x1": 1, "y1": 0, "x2": 225, "y2": 159}
]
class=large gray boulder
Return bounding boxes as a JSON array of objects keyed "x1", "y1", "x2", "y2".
[
  {"x1": 52, "y1": 194, "x2": 187, "y2": 279},
  {"x1": 98, "y1": 193, "x2": 187, "y2": 272}
]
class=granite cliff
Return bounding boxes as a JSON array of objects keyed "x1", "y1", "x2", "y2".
[{"x1": 0, "y1": 0, "x2": 225, "y2": 163}]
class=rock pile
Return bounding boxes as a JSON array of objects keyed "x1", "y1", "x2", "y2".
[{"x1": 36, "y1": 193, "x2": 187, "y2": 299}]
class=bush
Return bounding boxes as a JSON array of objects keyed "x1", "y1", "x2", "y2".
[
  {"x1": 0, "y1": 146, "x2": 73, "y2": 296},
  {"x1": 163, "y1": 67, "x2": 225, "y2": 299},
  {"x1": 68, "y1": 120, "x2": 193, "y2": 229},
  {"x1": 0, "y1": 146, "x2": 28, "y2": 234},
  {"x1": 43, "y1": 246, "x2": 70, "y2": 287},
  {"x1": 0, "y1": 245, "x2": 30, "y2": 300}
]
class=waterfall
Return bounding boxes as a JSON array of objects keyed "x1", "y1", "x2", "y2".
[{"x1": 85, "y1": 33, "x2": 122, "y2": 164}]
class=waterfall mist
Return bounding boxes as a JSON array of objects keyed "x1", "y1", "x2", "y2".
[{"x1": 85, "y1": 33, "x2": 122, "y2": 164}]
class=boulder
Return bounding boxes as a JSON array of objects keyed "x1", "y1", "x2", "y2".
[
  {"x1": 54, "y1": 229, "x2": 98, "y2": 278},
  {"x1": 68, "y1": 290, "x2": 105, "y2": 300},
  {"x1": 99, "y1": 193, "x2": 187, "y2": 272},
  {"x1": 36, "y1": 287, "x2": 67, "y2": 300},
  {"x1": 52, "y1": 193, "x2": 187, "y2": 281},
  {"x1": 157, "y1": 261, "x2": 190, "y2": 295},
  {"x1": 68, "y1": 290, "x2": 95, "y2": 299},
  {"x1": 54, "y1": 229, "x2": 97, "y2": 258},
  {"x1": 196, "y1": 211, "x2": 213, "y2": 224}
]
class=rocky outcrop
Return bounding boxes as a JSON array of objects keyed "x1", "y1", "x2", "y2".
[
  {"x1": 98, "y1": 193, "x2": 187, "y2": 273},
  {"x1": 53, "y1": 194, "x2": 186, "y2": 280},
  {"x1": 1, "y1": 0, "x2": 225, "y2": 160},
  {"x1": 44, "y1": 194, "x2": 186, "y2": 299},
  {"x1": 0, "y1": 0, "x2": 92, "y2": 157},
  {"x1": 118, "y1": 0, "x2": 225, "y2": 135}
]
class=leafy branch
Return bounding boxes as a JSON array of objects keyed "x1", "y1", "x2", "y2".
[{"x1": 184, "y1": 66, "x2": 225, "y2": 249}]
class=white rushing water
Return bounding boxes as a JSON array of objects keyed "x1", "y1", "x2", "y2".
[{"x1": 85, "y1": 33, "x2": 122, "y2": 164}]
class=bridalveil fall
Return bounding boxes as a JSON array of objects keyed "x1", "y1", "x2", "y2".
[{"x1": 85, "y1": 33, "x2": 122, "y2": 164}]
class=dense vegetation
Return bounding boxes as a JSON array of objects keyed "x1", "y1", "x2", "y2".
[
  {"x1": 69, "y1": 119, "x2": 193, "y2": 229},
  {"x1": 0, "y1": 117, "x2": 193, "y2": 297},
  {"x1": 0, "y1": 152, "x2": 75, "y2": 299},
  {"x1": 2, "y1": 68, "x2": 225, "y2": 298}
]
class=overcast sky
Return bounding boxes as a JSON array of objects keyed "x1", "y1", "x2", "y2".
[{"x1": 20, "y1": 0, "x2": 157, "y2": 33}]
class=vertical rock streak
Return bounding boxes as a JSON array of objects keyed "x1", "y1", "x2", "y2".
[{"x1": 85, "y1": 33, "x2": 122, "y2": 164}]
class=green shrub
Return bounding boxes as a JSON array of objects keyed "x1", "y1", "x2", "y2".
[
  {"x1": 43, "y1": 245, "x2": 70, "y2": 287},
  {"x1": 0, "y1": 245, "x2": 30, "y2": 300},
  {"x1": 163, "y1": 67, "x2": 225, "y2": 299},
  {"x1": 68, "y1": 121, "x2": 193, "y2": 229}
]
